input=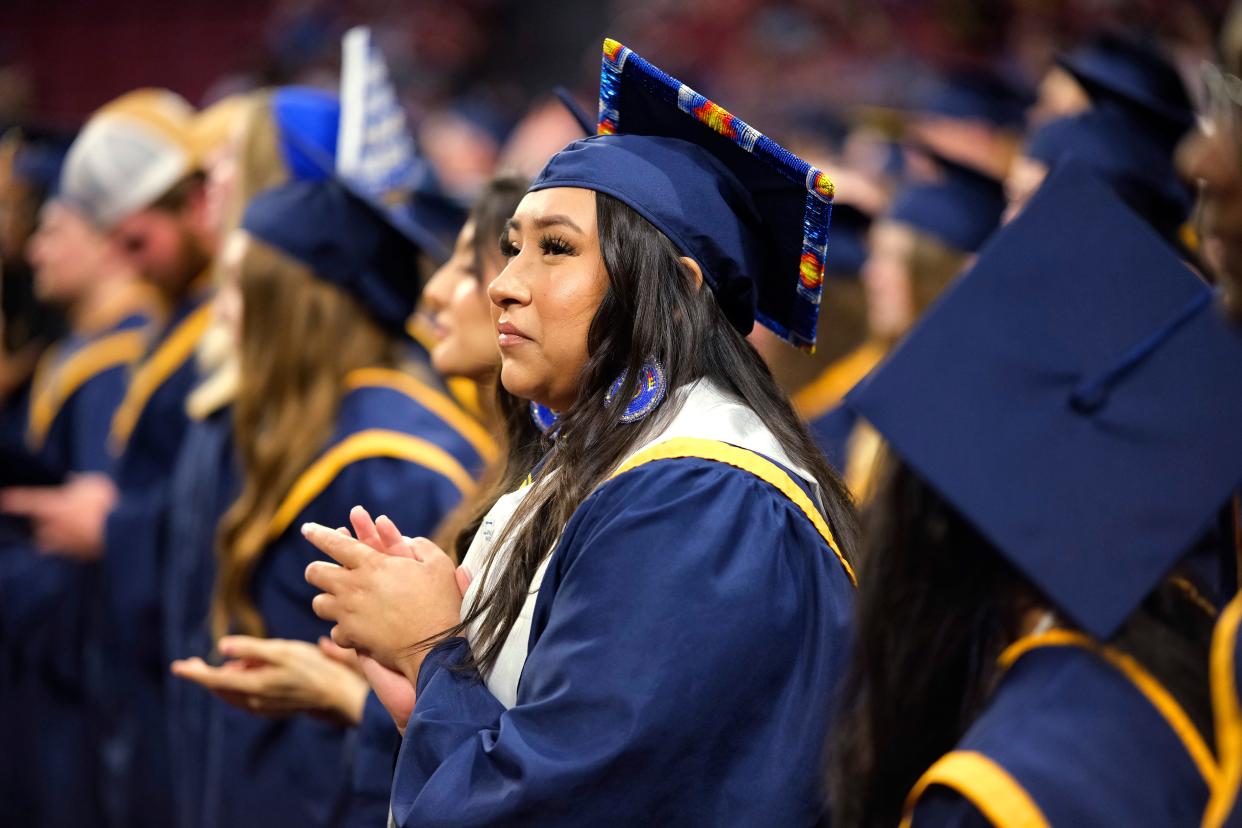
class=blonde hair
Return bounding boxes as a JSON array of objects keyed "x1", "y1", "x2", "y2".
[
  {"x1": 210, "y1": 236, "x2": 403, "y2": 640},
  {"x1": 219, "y1": 90, "x2": 288, "y2": 243},
  {"x1": 188, "y1": 91, "x2": 291, "y2": 419}
]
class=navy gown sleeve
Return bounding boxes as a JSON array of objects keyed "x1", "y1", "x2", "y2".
[
  {"x1": 392, "y1": 459, "x2": 854, "y2": 827},
  {"x1": 103, "y1": 486, "x2": 169, "y2": 664},
  {"x1": 0, "y1": 357, "x2": 131, "y2": 678}
]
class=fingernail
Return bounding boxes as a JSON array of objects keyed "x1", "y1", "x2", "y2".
[{"x1": 301, "y1": 523, "x2": 314, "y2": 536}]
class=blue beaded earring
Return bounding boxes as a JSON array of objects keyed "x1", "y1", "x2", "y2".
[
  {"x1": 605, "y1": 360, "x2": 668, "y2": 424},
  {"x1": 529, "y1": 402, "x2": 559, "y2": 435}
]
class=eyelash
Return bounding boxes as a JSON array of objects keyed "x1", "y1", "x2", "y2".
[{"x1": 498, "y1": 233, "x2": 577, "y2": 258}]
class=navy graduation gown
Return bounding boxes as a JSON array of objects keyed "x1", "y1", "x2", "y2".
[
  {"x1": 1204, "y1": 593, "x2": 1242, "y2": 828},
  {"x1": 391, "y1": 451, "x2": 856, "y2": 826},
  {"x1": 176, "y1": 369, "x2": 488, "y2": 828},
  {"x1": 161, "y1": 404, "x2": 238, "y2": 828},
  {"x1": 904, "y1": 632, "x2": 1214, "y2": 828},
  {"x1": 97, "y1": 287, "x2": 212, "y2": 828},
  {"x1": 0, "y1": 306, "x2": 150, "y2": 827}
]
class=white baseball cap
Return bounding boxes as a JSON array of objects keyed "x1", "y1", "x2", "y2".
[{"x1": 60, "y1": 89, "x2": 198, "y2": 230}]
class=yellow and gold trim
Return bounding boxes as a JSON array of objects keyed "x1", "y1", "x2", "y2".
[
  {"x1": 791, "y1": 340, "x2": 886, "y2": 420},
  {"x1": 609, "y1": 436, "x2": 856, "y2": 586},
  {"x1": 27, "y1": 329, "x2": 148, "y2": 451},
  {"x1": 899, "y1": 750, "x2": 1050, "y2": 828},
  {"x1": 999, "y1": 629, "x2": 1218, "y2": 788},
  {"x1": 108, "y1": 301, "x2": 213, "y2": 453},
  {"x1": 1203, "y1": 594, "x2": 1242, "y2": 828},
  {"x1": 344, "y1": 367, "x2": 497, "y2": 464},
  {"x1": 266, "y1": 428, "x2": 477, "y2": 542}
]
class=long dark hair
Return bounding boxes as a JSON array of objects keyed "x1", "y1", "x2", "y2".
[
  {"x1": 828, "y1": 456, "x2": 1216, "y2": 828},
  {"x1": 443, "y1": 190, "x2": 860, "y2": 674}
]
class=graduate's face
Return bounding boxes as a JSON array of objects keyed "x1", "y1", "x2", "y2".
[
  {"x1": 1002, "y1": 156, "x2": 1048, "y2": 225},
  {"x1": 111, "y1": 203, "x2": 210, "y2": 294},
  {"x1": 489, "y1": 187, "x2": 609, "y2": 410},
  {"x1": 27, "y1": 201, "x2": 110, "y2": 305},
  {"x1": 422, "y1": 219, "x2": 502, "y2": 382},
  {"x1": 1178, "y1": 124, "x2": 1242, "y2": 322},
  {"x1": 862, "y1": 221, "x2": 916, "y2": 340}
]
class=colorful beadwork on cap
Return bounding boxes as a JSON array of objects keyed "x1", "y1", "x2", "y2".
[
  {"x1": 596, "y1": 38, "x2": 833, "y2": 351},
  {"x1": 605, "y1": 360, "x2": 668, "y2": 424}
]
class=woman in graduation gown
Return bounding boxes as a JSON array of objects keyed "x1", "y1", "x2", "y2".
[
  {"x1": 160, "y1": 84, "x2": 346, "y2": 826},
  {"x1": 303, "y1": 40, "x2": 859, "y2": 826},
  {"x1": 168, "y1": 173, "x2": 530, "y2": 823},
  {"x1": 828, "y1": 166, "x2": 1242, "y2": 828},
  {"x1": 166, "y1": 172, "x2": 490, "y2": 828}
]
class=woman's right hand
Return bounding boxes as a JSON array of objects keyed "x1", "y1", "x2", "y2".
[
  {"x1": 327, "y1": 507, "x2": 473, "y2": 735},
  {"x1": 318, "y1": 636, "x2": 418, "y2": 735}
]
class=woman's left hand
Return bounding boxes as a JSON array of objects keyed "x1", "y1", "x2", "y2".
[
  {"x1": 303, "y1": 514, "x2": 463, "y2": 685},
  {"x1": 170, "y1": 635, "x2": 371, "y2": 725}
]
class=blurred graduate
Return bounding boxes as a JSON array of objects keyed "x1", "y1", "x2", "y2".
[
  {"x1": 0, "y1": 88, "x2": 225, "y2": 826},
  {"x1": 0, "y1": 156, "x2": 157, "y2": 825},
  {"x1": 830, "y1": 166, "x2": 1238, "y2": 827},
  {"x1": 1177, "y1": 6, "x2": 1242, "y2": 825},
  {"x1": 168, "y1": 27, "x2": 493, "y2": 828}
]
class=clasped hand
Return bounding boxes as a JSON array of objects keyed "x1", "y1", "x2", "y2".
[{"x1": 303, "y1": 507, "x2": 468, "y2": 689}]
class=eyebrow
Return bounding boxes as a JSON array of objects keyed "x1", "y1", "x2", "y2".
[{"x1": 504, "y1": 214, "x2": 584, "y2": 234}]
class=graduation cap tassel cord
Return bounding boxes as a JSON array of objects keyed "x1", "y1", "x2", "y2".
[{"x1": 1069, "y1": 288, "x2": 1215, "y2": 415}]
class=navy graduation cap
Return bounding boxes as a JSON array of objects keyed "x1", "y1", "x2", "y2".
[
  {"x1": 530, "y1": 39, "x2": 836, "y2": 351},
  {"x1": 242, "y1": 179, "x2": 424, "y2": 335},
  {"x1": 334, "y1": 25, "x2": 459, "y2": 261},
  {"x1": 921, "y1": 69, "x2": 1034, "y2": 130},
  {"x1": 848, "y1": 162, "x2": 1242, "y2": 639},
  {"x1": 826, "y1": 203, "x2": 872, "y2": 279},
  {"x1": 9, "y1": 130, "x2": 71, "y2": 197},
  {"x1": 271, "y1": 26, "x2": 462, "y2": 264},
  {"x1": 887, "y1": 153, "x2": 1005, "y2": 253},
  {"x1": 1056, "y1": 31, "x2": 1195, "y2": 137},
  {"x1": 1025, "y1": 107, "x2": 1192, "y2": 242},
  {"x1": 241, "y1": 26, "x2": 463, "y2": 337}
]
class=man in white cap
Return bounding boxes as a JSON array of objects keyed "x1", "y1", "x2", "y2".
[
  {"x1": 1, "y1": 87, "x2": 220, "y2": 828},
  {"x1": 64, "y1": 89, "x2": 216, "y2": 294}
]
